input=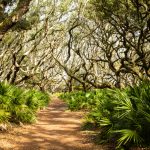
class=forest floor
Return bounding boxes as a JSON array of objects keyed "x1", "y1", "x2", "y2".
[{"x1": 0, "y1": 96, "x2": 108, "y2": 150}]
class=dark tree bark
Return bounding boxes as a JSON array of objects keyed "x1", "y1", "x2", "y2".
[{"x1": 0, "y1": 0, "x2": 32, "y2": 40}]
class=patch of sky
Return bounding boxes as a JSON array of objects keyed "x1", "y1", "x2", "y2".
[{"x1": 4, "y1": 3, "x2": 17, "y2": 14}]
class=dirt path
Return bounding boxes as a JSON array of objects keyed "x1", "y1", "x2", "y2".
[{"x1": 0, "y1": 97, "x2": 105, "y2": 150}]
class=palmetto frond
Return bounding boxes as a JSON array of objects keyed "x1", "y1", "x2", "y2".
[{"x1": 114, "y1": 129, "x2": 143, "y2": 148}]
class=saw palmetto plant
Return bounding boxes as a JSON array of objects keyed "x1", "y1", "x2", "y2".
[
  {"x1": 60, "y1": 80, "x2": 150, "y2": 149},
  {"x1": 0, "y1": 82, "x2": 50, "y2": 124}
]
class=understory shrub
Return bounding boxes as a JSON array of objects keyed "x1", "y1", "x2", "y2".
[
  {"x1": 59, "y1": 90, "x2": 96, "y2": 110},
  {"x1": 60, "y1": 80, "x2": 150, "y2": 149},
  {"x1": 0, "y1": 82, "x2": 50, "y2": 124}
]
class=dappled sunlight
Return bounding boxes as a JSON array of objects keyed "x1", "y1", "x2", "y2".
[{"x1": 0, "y1": 97, "x2": 104, "y2": 150}]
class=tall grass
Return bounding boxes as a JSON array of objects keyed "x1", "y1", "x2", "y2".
[{"x1": 0, "y1": 82, "x2": 50, "y2": 124}]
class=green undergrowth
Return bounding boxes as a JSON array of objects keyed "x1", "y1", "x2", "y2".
[
  {"x1": 0, "y1": 82, "x2": 50, "y2": 124},
  {"x1": 59, "y1": 90, "x2": 96, "y2": 110},
  {"x1": 59, "y1": 80, "x2": 150, "y2": 150}
]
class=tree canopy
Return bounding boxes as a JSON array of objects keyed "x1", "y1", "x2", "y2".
[{"x1": 0, "y1": 0, "x2": 149, "y2": 92}]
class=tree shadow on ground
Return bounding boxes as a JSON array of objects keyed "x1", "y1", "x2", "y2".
[{"x1": 0, "y1": 98, "x2": 107, "y2": 150}]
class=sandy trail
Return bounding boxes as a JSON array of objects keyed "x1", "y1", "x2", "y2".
[{"x1": 0, "y1": 97, "x2": 105, "y2": 150}]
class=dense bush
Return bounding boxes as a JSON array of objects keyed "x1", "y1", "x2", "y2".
[
  {"x1": 60, "y1": 81, "x2": 150, "y2": 149},
  {"x1": 0, "y1": 83, "x2": 50, "y2": 124},
  {"x1": 59, "y1": 90, "x2": 97, "y2": 110}
]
